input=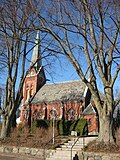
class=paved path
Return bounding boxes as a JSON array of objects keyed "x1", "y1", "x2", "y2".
[{"x1": 0, "y1": 153, "x2": 43, "y2": 160}]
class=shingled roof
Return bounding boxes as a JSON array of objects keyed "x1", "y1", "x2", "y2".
[{"x1": 31, "y1": 80, "x2": 85, "y2": 104}]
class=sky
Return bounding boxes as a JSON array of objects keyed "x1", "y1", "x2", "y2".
[
  {"x1": 45, "y1": 57, "x2": 80, "y2": 83},
  {"x1": 0, "y1": 51, "x2": 80, "y2": 87},
  {"x1": 0, "y1": 46, "x2": 119, "y2": 96},
  {"x1": 0, "y1": 30, "x2": 119, "y2": 100}
]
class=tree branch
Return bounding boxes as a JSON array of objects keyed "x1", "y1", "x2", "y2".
[
  {"x1": 115, "y1": 95, "x2": 120, "y2": 107},
  {"x1": 111, "y1": 65, "x2": 120, "y2": 87}
]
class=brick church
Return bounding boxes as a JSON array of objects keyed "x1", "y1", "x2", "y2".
[{"x1": 20, "y1": 32, "x2": 98, "y2": 134}]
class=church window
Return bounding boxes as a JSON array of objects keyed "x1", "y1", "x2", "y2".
[
  {"x1": 50, "y1": 109, "x2": 57, "y2": 117},
  {"x1": 87, "y1": 118, "x2": 91, "y2": 125},
  {"x1": 31, "y1": 84, "x2": 34, "y2": 88},
  {"x1": 31, "y1": 89, "x2": 34, "y2": 97},
  {"x1": 26, "y1": 84, "x2": 30, "y2": 89},
  {"x1": 26, "y1": 89, "x2": 30, "y2": 101},
  {"x1": 31, "y1": 70, "x2": 35, "y2": 75},
  {"x1": 69, "y1": 109, "x2": 75, "y2": 116}
]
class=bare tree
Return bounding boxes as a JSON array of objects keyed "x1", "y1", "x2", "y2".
[
  {"x1": 0, "y1": 0, "x2": 61, "y2": 138},
  {"x1": 29, "y1": 0, "x2": 120, "y2": 144},
  {"x1": 0, "y1": 0, "x2": 44, "y2": 138}
]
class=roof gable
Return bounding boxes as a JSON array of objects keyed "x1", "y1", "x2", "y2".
[{"x1": 82, "y1": 103, "x2": 96, "y2": 115}]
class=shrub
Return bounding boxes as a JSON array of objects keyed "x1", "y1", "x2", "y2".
[
  {"x1": 58, "y1": 120, "x2": 64, "y2": 135},
  {"x1": 32, "y1": 119, "x2": 48, "y2": 128},
  {"x1": 64, "y1": 120, "x2": 72, "y2": 135},
  {"x1": 74, "y1": 119, "x2": 88, "y2": 135},
  {"x1": 69, "y1": 120, "x2": 77, "y2": 132},
  {"x1": 32, "y1": 120, "x2": 38, "y2": 128},
  {"x1": 49, "y1": 119, "x2": 53, "y2": 128},
  {"x1": 30, "y1": 119, "x2": 87, "y2": 136}
]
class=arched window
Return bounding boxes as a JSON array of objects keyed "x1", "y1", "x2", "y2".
[
  {"x1": 87, "y1": 118, "x2": 92, "y2": 125},
  {"x1": 68, "y1": 108, "x2": 75, "y2": 116}
]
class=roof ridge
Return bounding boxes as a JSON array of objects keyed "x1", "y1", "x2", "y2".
[{"x1": 46, "y1": 80, "x2": 83, "y2": 85}]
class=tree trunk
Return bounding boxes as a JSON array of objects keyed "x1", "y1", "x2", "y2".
[
  {"x1": 0, "y1": 117, "x2": 11, "y2": 138},
  {"x1": 0, "y1": 105, "x2": 16, "y2": 139},
  {"x1": 11, "y1": 114, "x2": 16, "y2": 128},
  {"x1": 98, "y1": 114, "x2": 115, "y2": 144}
]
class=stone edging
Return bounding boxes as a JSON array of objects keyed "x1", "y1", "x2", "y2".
[
  {"x1": 0, "y1": 145, "x2": 120, "y2": 160},
  {"x1": 0, "y1": 145, "x2": 47, "y2": 158},
  {"x1": 79, "y1": 151, "x2": 120, "y2": 160}
]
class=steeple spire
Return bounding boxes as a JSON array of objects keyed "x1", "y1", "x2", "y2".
[{"x1": 30, "y1": 31, "x2": 41, "y2": 70}]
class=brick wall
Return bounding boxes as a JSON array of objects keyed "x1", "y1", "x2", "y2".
[{"x1": 82, "y1": 114, "x2": 98, "y2": 133}]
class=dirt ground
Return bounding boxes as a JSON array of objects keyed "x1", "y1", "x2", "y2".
[
  {"x1": 84, "y1": 129, "x2": 120, "y2": 153},
  {"x1": 84, "y1": 140, "x2": 120, "y2": 153},
  {"x1": 0, "y1": 127, "x2": 67, "y2": 149}
]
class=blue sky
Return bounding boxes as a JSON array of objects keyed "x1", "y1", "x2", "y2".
[
  {"x1": 0, "y1": 48, "x2": 119, "y2": 95},
  {"x1": 45, "y1": 57, "x2": 80, "y2": 83},
  {"x1": 0, "y1": 31, "x2": 119, "y2": 99}
]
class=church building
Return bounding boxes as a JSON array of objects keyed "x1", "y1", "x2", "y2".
[{"x1": 20, "y1": 32, "x2": 98, "y2": 134}]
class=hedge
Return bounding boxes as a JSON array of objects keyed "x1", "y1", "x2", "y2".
[{"x1": 31, "y1": 118, "x2": 88, "y2": 136}]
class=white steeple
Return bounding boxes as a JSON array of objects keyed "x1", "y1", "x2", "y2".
[{"x1": 30, "y1": 31, "x2": 41, "y2": 70}]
